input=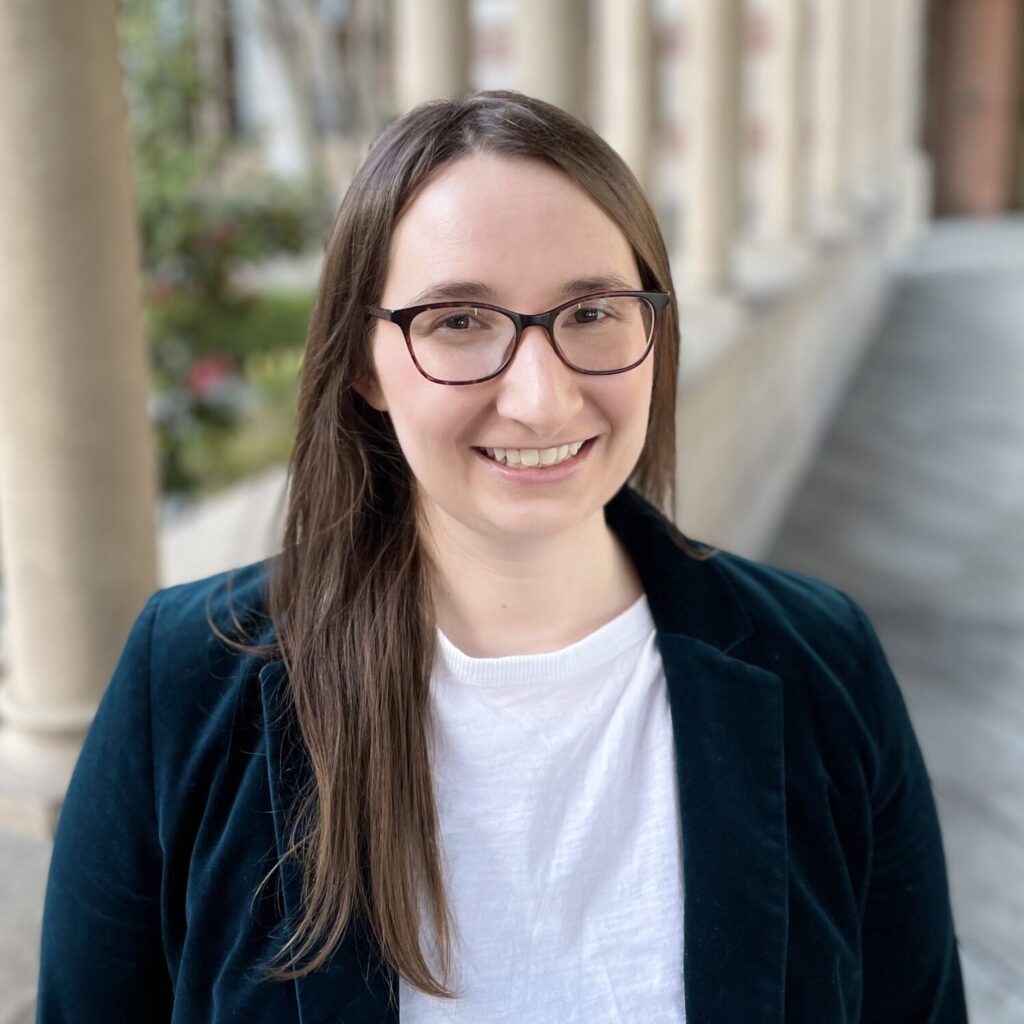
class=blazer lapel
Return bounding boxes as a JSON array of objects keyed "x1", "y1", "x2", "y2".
[
  {"x1": 606, "y1": 486, "x2": 788, "y2": 1023},
  {"x1": 657, "y1": 636, "x2": 788, "y2": 1022},
  {"x1": 256, "y1": 484, "x2": 786, "y2": 1023}
]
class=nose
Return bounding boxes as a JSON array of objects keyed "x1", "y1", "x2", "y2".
[{"x1": 492, "y1": 324, "x2": 583, "y2": 433}]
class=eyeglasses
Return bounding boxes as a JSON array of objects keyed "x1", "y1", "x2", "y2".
[{"x1": 367, "y1": 290, "x2": 671, "y2": 385}]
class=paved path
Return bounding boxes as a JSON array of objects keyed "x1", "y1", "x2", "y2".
[{"x1": 768, "y1": 216, "x2": 1024, "y2": 1022}]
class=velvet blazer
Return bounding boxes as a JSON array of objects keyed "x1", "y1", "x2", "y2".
[{"x1": 37, "y1": 484, "x2": 968, "y2": 1023}]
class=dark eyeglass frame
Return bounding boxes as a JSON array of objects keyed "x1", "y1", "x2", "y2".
[{"x1": 367, "y1": 289, "x2": 672, "y2": 385}]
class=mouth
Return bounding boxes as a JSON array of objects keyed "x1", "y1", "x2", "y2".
[{"x1": 472, "y1": 435, "x2": 598, "y2": 470}]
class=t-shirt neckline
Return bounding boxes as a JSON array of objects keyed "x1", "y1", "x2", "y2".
[{"x1": 435, "y1": 592, "x2": 654, "y2": 685}]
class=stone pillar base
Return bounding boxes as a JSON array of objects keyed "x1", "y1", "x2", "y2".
[
  {"x1": 890, "y1": 150, "x2": 933, "y2": 249},
  {"x1": 676, "y1": 292, "x2": 750, "y2": 383},
  {"x1": 0, "y1": 725, "x2": 81, "y2": 839},
  {"x1": 732, "y1": 240, "x2": 815, "y2": 304},
  {"x1": 811, "y1": 206, "x2": 858, "y2": 248}
]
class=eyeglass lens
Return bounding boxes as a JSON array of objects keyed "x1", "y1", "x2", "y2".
[{"x1": 407, "y1": 295, "x2": 655, "y2": 382}]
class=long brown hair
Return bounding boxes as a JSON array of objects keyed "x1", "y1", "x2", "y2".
[{"x1": 210, "y1": 89, "x2": 700, "y2": 1000}]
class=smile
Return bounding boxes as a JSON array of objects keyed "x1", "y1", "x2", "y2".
[
  {"x1": 477, "y1": 439, "x2": 588, "y2": 467},
  {"x1": 471, "y1": 436, "x2": 598, "y2": 479}
]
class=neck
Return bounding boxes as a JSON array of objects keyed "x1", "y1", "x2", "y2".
[{"x1": 421, "y1": 505, "x2": 644, "y2": 658}]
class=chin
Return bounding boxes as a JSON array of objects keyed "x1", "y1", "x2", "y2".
[{"x1": 476, "y1": 495, "x2": 600, "y2": 538}]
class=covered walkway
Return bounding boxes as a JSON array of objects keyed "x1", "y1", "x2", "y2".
[{"x1": 770, "y1": 216, "x2": 1024, "y2": 1021}]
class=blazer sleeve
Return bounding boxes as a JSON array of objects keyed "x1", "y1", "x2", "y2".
[
  {"x1": 36, "y1": 591, "x2": 174, "y2": 1024},
  {"x1": 843, "y1": 596, "x2": 969, "y2": 1023}
]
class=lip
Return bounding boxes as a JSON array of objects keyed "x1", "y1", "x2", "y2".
[{"x1": 472, "y1": 436, "x2": 598, "y2": 482}]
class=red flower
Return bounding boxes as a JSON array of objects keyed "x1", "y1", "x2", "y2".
[
  {"x1": 145, "y1": 278, "x2": 175, "y2": 306},
  {"x1": 185, "y1": 353, "x2": 236, "y2": 397}
]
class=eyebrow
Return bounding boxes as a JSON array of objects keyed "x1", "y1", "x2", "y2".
[{"x1": 403, "y1": 274, "x2": 639, "y2": 308}]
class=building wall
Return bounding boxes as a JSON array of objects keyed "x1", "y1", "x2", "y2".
[{"x1": 925, "y1": 0, "x2": 1024, "y2": 215}]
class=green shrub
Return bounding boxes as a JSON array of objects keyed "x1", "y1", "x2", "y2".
[{"x1": 119, "y1": 0, "x2": 330, "y2": 495}]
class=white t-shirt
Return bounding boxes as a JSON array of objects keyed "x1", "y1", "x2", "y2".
[{"x1": 399, "y1": 592, "x2": 686, "y2": 1023}]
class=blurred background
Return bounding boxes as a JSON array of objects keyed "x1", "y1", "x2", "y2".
[{"x1": 0, "y1": 0, "x2": 1021, "y2": 1020}]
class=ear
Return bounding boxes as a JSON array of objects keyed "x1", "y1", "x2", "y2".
[{"x1": 352, "y1": 372, "x2": 388, "y2": 413}]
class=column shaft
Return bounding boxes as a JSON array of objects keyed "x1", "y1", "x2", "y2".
[
  {"x1": 0, "y1": 0, "x2": 158, "y2": 832},
  {"x1": 891, "y1": 0, "x2": 932, "y2": 239},
  {"x1": 759, "y1": 0, "x2": 804, "y2": 244},
  {"x1": 809, "y1": 0, "x2": 849, "y2": 234},
  {"x1": 595, "y1": 0, "x2": 654, "y2": 189},
  {"x1": 513, "y1": 0, "x2": 589, "y2": 120},
  {"x1": 865, "y1": 0, "x2": 892, "y2": 197},
  {"x1": 846, "y1": 0, "x2": 875, "y2": 204},
  {"x1": 679, "y1": 0, "x2": 745, "y2": 297},
  {"x1": 394, "y1": 0, "x2": 470, "y2": 113}
]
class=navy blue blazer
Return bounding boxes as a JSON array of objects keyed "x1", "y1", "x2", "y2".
[{"x1": 37, "y1": 484, "x2": 968, "y2": 1023}]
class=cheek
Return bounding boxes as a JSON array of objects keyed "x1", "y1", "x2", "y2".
[
  {"x1": 602, "y1": 367, "x2": 653, "y2": 428},
  {"x1": 632, "y1": 361, "x2": 656, "y2": 421},
  {"x1": 371, "y1": 330, "x2": 432, "y2": 421},
  {"x1": 383, "y1": 377, "x2": 475, "y2": 466},
  {"x1": 373, "y1": 328, "x2": 412, "y2": 393}
]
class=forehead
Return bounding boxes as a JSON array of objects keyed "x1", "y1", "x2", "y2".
[{"x1": 383, "y1": 153, "x2": 640, "y2": 307}]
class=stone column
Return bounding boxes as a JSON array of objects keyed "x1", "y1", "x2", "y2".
[
  {"x1": 394, "y1": 0, "x2": 470, "y2": 113},
  {"x1": 865, "y1": 0, "x2": 894, "y2": 203},
  {"x1": 513, "y1": 0, "x2": 589, "y2": 121},
  {"x1": 735, "y1": 0, "x2": 810, "y2": 294},
  {"x1": 595, "y1": 0, "x2": 654, "y2": 190},
  {"x1": 0, "y1": 0, "x2": 158, "y2": 836},
  {"x1": 808, "y1": 0, "x2": 852, "y2": 239},
  {"x1": 677, "y1": 0, "x2": 745, "y2": 300},
  {"x1": 845, "y1": 0, "x2": 875, "y2": 208},
  {"x1": 891, "y1": 0, "x2": 931, "y2": 242},
  {"x1": 759, "y1": 0, "x2": 804, "y2": 246}
]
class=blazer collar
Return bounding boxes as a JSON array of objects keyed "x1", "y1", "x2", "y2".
[{"x1": 258, "y1": 484, "x2": 786, "y2": 1023}]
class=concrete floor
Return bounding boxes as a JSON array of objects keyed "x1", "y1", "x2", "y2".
[
  {"x1": 768, "y1": 216, "x2": 1024, "y2": 1021},
  {"x1": 2, "y1": 217, "x2": 1021, "y2": 1022}
]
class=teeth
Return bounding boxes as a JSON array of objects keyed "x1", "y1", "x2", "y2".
[{"x1": 482, "y1": 440, "x2": 587, "y2": 467}]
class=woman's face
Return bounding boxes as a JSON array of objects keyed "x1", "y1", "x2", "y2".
[{"x1": 357, "y1": 153, "x2": 655, "y2": 547}]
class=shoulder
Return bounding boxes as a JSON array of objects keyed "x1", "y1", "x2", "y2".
[
  {"x1": 710, "y1": 548, "x2": 868, "y2": 668},
  {"x1": 704, "y1": 546, "x2": 904, "y2": 771},
  {"x1": 64, "y1": 560, "x2": 278, "y2": 838},
  {"x1": 138, "y1": 560, "x2": 279, "y2": 798},
  {"x1": 139, "y1": 557, "x2": 276, "y2": 715},
  {"x1": 150, "y1": 557, "x2": 274, "y2": 643}
]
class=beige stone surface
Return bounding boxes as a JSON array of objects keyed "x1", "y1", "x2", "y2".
[{"x1": 0, "y1": 0, "x2": 158, "y2": 835}]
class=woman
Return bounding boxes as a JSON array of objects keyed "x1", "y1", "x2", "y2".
[{"x1": 37, "y1": 91, "x2": 968, "y2": 1023}]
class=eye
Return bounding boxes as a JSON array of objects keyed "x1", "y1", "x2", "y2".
[
  {"x1": 430, "y1": 308, "x2": 481, "y2": 332},
  {"x1": 567, "y1": 298, "x2": 620, "y2": 326},
  {"x1": 572, "y1": 305, "x2": 608, "y2": 324}
]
